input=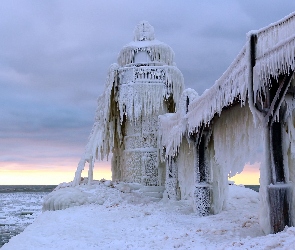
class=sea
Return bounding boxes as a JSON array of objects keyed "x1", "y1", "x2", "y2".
[
  {"x1": 0, "y1": 184, "x2": 259, "y2": 248},
  {"x1": 244, "y1": 185, "x2": 260, "y2": 192},
  {"x1": 0, "y1": 185, "x2": 56, "y2": 248}
]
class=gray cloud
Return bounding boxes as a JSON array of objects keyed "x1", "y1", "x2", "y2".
[{"x1": 1, "y1": 0, "x2": 295, "y2": 170}]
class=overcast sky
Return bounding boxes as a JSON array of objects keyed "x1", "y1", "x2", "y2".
[{"x1": 1, "y1": 1, "x2": 295, "y2": 184}]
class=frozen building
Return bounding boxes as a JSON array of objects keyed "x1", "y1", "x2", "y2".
[
  {"x1": 71, "y1": 13, "x2": 295, "y2": 235},
  {"x1": 73, "y1": 21, "x2": 184, "y2": 194}
]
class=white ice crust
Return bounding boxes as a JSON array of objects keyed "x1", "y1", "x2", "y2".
[{"x1": 4, "y1": 184, "x2": 295, "y2": 250}]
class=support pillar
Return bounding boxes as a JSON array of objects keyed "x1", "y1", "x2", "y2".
[
  {"x1": 267, "y1": 116, "x2": 293, "y2": 233},
  {"x1": 250, "y1": 30, "x2": 294, "y2": 232},
  {"x1": 88, "y1": 156, "x2": 94, "y2": 185},
  {"x1": 165, "y1": 158, "x2": 179, "y2": 200},
  {"x1": 264, "y1": 74, "x2": 294, "y2": 233},
  {"x1": 193, "y1": 130, "x2": 212, "y2": 216},
  {"x1": 267, "y1": 183, "x2": 292, "y2": 233}
]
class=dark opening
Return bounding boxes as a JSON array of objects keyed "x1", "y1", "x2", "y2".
[
  {"x1": 198, "y1": 135, "x2": 206, "y2": 183},
  {"x1": 186, "y1": 96, "x2": 189, "y2": 113},
  {"x1": 271, "y1": 121, "x2": 285, "y2": 183},
  {"x1": 168, "y1": 159, "x2": 173, "y2": 178}
]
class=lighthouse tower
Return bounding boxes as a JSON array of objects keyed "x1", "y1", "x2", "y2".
[{"x1": 73, "y1": 21, "x2": 184, "y2": 188}]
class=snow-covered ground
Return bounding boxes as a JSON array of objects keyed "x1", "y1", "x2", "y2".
[{"x1": 2, "y1": 182, "x2": 295, "y2": 250}]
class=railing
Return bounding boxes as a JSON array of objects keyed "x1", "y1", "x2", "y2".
[
  {"x1": 118, "y1": 66, "x2": 167, "y2": 84},
  {"x1": 256, "y1": 11, "x2": 295, "y2": 59}
]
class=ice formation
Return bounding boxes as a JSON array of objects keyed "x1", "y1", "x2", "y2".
[
  {"x1": 73, "y1": 21, "x2": 184, "y2": 190},
  {"x1": 159, "y1": 11, "x2": 295, "y2": 233},
  {"x1": 70, "y1": 12, "x2": 295, "y2": 235}
]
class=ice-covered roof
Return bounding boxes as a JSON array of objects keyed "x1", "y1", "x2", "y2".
[
  {"x1": 254, "y1": 11, "x2": 295, "y2": 99},
  {"x1": 117, "y1": 21, "x2": 175, "y2": 66}
]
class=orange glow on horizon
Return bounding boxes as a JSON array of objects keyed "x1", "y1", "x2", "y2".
[
  {"x1": 229, "y1": 163, "x2": 260, "y2": 185},
  {"x1": 0, "y1": 161, "x2": 112, "y2": 185},
  {"x1": 1, "y1": 160, "x2": 260, "y2": 185}
]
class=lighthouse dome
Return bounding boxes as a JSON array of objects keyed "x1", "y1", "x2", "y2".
[{"x1": 117, "y1": 21, "x2": 175, "y2": 66}]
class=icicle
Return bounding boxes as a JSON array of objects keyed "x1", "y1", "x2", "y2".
[
  {"x1": 117, "y1": 43, "x2": 175, "y2": 67},
  {"x1": 255, "y1": 12, "x2": 295, "y2": 85},
  {"x1": 213, "y1": 105, "x2": 264, "y2": 177},
  {"x1": 158, "y1": 89, "x2": 199, "y2": 159},
  {"x1": 117, "y1": 65, "x2": 183, "y2": 123},
  {"x1": 72, "y1": 158, "x2": 86, "y2": 186},
  {"x1": 72, "y1": 63, "x2": 119, "y2": 186}
]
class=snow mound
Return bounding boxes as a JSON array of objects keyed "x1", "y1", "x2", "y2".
[
  {"x1": 42, "y1": 187, "x2": 89, "y2": 211},
  {"x1": 42, "y1": 180, "x2": 155, "y2": 212}
]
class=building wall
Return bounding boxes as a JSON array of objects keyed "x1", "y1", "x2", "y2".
[
  {"x1": 112, "y1": 59, "x2": 171, "y2": 186},
  {"x1": 177, "y1": 138, "x2": 195, "y2": 200}
]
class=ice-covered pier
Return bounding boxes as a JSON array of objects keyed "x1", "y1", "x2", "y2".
[{"x1": 67, "y1": 13, "x2": 295, "y2": 234}]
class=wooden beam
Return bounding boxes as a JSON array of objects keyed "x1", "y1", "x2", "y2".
[{"x1": 265, "y1": 71, "x2": 294, "y2": 126}]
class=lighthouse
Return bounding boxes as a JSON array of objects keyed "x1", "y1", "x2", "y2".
[{"x1": 73, "y1": 21, "x2": 184, "y2": 189}]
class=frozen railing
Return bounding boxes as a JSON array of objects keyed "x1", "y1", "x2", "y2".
[
  {"x1": 118, "y1": 66, "x2": 182, "y2": 85},
  {"x1": 256, "y1": 11, "x2": 295, "y2": 59},
  {"x1": 255, "y1": 11, "x2": 295, "y2": 85}
]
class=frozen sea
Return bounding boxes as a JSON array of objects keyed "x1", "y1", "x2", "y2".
[{"x1": 0, "y1": 185, "x2": 56, "y2": 247}]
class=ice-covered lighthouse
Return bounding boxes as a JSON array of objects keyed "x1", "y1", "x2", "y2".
[{"x1": 73, "y1": 21, "x2": 184, "y2": 190}]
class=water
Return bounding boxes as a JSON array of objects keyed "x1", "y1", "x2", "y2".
[
  {"x1": 245, "y1": 185, "x2": 260, "y2": 192},
  {"x1": 0, "y1": 185, "x2": 56, "y2": 248}
]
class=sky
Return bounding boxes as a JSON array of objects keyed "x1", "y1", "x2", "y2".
[{"x1": 1, "y1": 0, "x2": 295, "y2": 185}]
